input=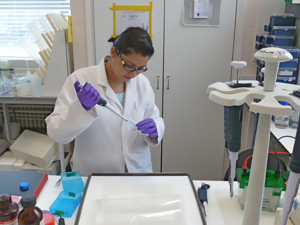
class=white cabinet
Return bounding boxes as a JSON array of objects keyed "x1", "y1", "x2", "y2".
[{"x1": 92, "y1": 0, "x2": 237, "y2": 179}]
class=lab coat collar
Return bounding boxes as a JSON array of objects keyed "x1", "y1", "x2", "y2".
[{"x1": 96, "y1": 58, "x2": 138, "y2": 111}]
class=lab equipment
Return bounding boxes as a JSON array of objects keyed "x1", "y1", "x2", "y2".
[
  {"x1": 280, "y1": 119, "x2": 300, "y2": 225},
  {"x1": 198, "y1": 182, "x2": 210, "y2": 216},
  {"x1": 228, "y1": 61, "x2": 251, "y2": 88},
  {"x1": 208, "y1": 47, "x2": 295, "y2": 225},
  {"x1": 75, "y1": 82, "x2": 101, "y2": 110},
  {"x1": 0, "y1": 194, "x2": 19, "y2": 225},
  {"x1": 75, "y1": 174, "x2": 206, "y2": 225},
  {"x1": 290, "y1": 107, "x2": 300, "y2": 128},
  {"x1": 224, "y1": 105, "x2": 243, "y2": 199},
  {"x1": 10, "y1": 129, "x2": 59, "y2": 168},
  {"x1": 290, "y1": 195, "x2": 300, "y2": 225},
  {"x1": 274, "y1": 101, "x2": 290, "y2": 129},
  {"x1": 236, "y1": 168, "x2": 289, "y2": 212},
  {"x1": 49, "y1": 171, "x2": 84, "y2": 218},
  {"x1": 224, "y1": 61, "x2": 247, "y2": 199},
  {"x1": 79, "y1": 82, "x2": 144, "y2": 132},
  {"x1": 136, "y1": 118, "x2": 158, "y2": 137},
  {"x1": 18, "y1": 194, "x2": 44, "y2": 225},
  {"x1": 0, "y1": 60, "x2": 11, "y2": 79}
]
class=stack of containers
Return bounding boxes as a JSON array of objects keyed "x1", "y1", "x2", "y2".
[{"x1": 255, "y1": 13, "x2": 299, "y2": 84}]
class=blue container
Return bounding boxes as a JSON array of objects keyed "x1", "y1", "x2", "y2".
[
  {"x1": 269, "y1": 45, "x2": 299, "y2": 58},
  {"x1": 255, "y1": 42, "x2": 263, "y2": 50},
  {"x1": 270, "y1": 14, "x2": 295, "y2": 26},
  {"x1": 256, "y1": 35, "x2": 263, "y2": 42},
  {"x1": 277, "y1": 76, "x2": 296, "y2": 84},
  {"x1": 61, "y1": 171, "x2": 84, "y2": 194},
  {"x1": 270, "y1": 26, "x2": 296, "y2": 36},
  {"x1": 269, "y1": 35, "x2": 294, "y2": 46},
  {"x1": 279, "y1": 59, "x2": 298, "y2": 68},
  {"x1": 278, "y1": 67, "x2": 297, "y2": 77},
  {"x1": 49, "y1": 191, "x2": 82, "y2": 218},
  {"x1": 264, "y1": 25, "x2": 270, "y2": 33}
]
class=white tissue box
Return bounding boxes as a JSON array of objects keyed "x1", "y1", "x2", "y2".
[{"x1": 10, "y1": 130, "x2": 58, "y2": 167}]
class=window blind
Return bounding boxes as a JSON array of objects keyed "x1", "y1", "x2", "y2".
[{"x1": 0, "y1": 0, "x2": 70, "y2": 57}]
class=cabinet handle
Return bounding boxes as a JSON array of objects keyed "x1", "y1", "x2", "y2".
[
  {"x1": 156, "y1": 76, "x2": 160, "y2": 89},
  {"x1": 167, "y1": 76, "x2": 170, "y2": 89}
]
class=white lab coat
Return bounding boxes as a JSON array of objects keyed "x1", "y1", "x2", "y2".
[{"x1": 45, "y1": 58, "x2": 165, "y2": 175}]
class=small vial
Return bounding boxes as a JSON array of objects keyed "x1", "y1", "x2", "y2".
[
  {"x1": 0, "y1": 194, "x2": 19, "y2": 225},
  {"x1": 18, "y1": 194, "x2": 45, "y2": 225},
  {"x1": 290, "y1": 108, "x2": 300, "y2": 129},
  {"x1": 274, "y1": 101, "x2": 290, "y2": 129},
  {"x1": 274, "y1": 115, "x2": 289, "y2": 129}
]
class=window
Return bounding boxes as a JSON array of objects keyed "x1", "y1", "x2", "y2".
[{"x1": 0, "y1": 0, "x2": 70, "y2": 58}]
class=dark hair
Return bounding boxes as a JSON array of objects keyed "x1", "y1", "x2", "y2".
[{"x1": 108, "y1": 27, "x2": 154, "y2": 57}]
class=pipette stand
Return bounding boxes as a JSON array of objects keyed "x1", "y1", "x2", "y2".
[
  {"x1": 42, "y1": 29, "x2": 70, "y2": 97},
  {"x1": 207, "y1": 47, "x2": 300, "y2": 225}
]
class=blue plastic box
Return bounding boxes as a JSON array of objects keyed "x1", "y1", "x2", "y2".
[
  {"x1": 277, "y1": 76, "x2": 296, "y2": 84},
  {"x1": 269, "y1": 45, "x2": 299, "y2": 58},
  {"x1": 263, "y1": 35, "x2": 294, "y2": 46},
  {"x1": 255, "y1": 42, "x2": 263, "y2": 50},
  {"x1": 270, "y1": 14, "x2": 295, "y2": 27},
  {"x1": 270, "y1": 26, "x2": 296, "y2": 36},
  {"x1": 49, "y1": 192, "x2": 82, "y2": 218},
  {"x1": 278, "y1": 67, "x2": 297, "y2": 77},
  {"x1": 61, "y1": 171, "x2": 84, "y2": 194},
  {"x1": 256, "y1": 35, "x2": 264, "y2": 42},
  {"x1": 279, "y1": 59, "x2": 298, "y2": 68},
  {"x1": 264, "y1": 25, "x2": 270, "y2": 33}
]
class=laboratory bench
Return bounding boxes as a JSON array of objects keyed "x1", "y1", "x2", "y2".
[{"x1": 36, "y1": 175, "x2": 281, "y2": 225}]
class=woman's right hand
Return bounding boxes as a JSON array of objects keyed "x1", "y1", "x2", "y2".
[{"x1": 74, "y1": 81, "x2": 101, "y2": 110}]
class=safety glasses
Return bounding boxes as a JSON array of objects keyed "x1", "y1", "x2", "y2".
[{"x1": 115, "y1": 48, "x2": 148, "y2": 73}]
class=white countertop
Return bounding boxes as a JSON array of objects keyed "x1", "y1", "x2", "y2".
[{"x1": 36, "y1": 175, "x2": 280, "y2": 225}]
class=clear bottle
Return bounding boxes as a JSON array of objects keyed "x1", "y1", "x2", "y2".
[
  {"x1": 274, "y1": 101, "x2": 290, "y2": 129},
  {"x1": 0, "y1": 194, "x2": 19, "y2": 225},
  {"x1": 290, "y1": 108, "x2": 300, "y2": 129},
  {"x1": 18, "y1": 194, "x2": 45, "y2": 225}
]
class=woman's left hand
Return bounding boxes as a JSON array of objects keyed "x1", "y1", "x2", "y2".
[{"x1": 136, "y1": 118, "x2": 158, "y2": 138}]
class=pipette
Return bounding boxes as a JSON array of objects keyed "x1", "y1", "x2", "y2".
[{"x1": 80, "y1": 82, "x2": 140, "y2": 131}]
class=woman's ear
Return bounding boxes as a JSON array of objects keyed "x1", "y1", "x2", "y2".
[{"x1": 111, "y1": 46, "x2": 117, "y2": 58}]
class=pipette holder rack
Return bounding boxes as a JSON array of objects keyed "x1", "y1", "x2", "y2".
[
  {"x1": 42, "y1": 29, "x2": 70, "y2": 97},
  {"x1": 207, "y1": 47, "x2": 300, "y2": 225}
]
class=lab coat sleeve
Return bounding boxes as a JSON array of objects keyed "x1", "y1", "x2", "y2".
[
  {"x1": 143, "y1": 86, "x2": 165, "y2": 147},
  {"x1": 45, "y1": 75, "x2": 98, "y2": 144}
]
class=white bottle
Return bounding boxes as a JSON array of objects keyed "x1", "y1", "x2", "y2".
[
  {"x1": 31, "y1": 73, "x2": 43, "y2": 97},
  {"x1": 0, "y1": 60, "x2": 11, "y2": 79}
]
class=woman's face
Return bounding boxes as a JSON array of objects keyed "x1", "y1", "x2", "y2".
[{"x1": 111, "y1": 47, "x2": 150, "y2": 83}]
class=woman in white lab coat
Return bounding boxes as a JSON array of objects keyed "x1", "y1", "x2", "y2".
[{"x1": 45, "y1": 27, "x2": 165, "y2": 176}]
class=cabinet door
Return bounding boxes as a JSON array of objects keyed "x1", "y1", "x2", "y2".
[
  {"x1": 93, "y1": 0, "x2": 164, "y2": 172},
  {"x1": 162, "y1": 0, "x2": 237, "y2": 180}
]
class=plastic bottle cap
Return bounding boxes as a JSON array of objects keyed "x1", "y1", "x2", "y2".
[
  {"x1": 21, "y1": 194, "x2": 36, "y2": 208},
  {"x1": 43, "y1": 212, "x2": 56, "y2": 225},
  {"x1": 0, "y1": 194, "x2": 12, "y2": 208},
  {"x1": 20, "y1": 182, "x2": 29, "y2": 191}
]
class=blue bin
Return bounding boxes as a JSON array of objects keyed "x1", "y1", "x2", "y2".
[
  {"x1": 279, "y1": 59, "x2": 298, "y2": 68},
  {"x1": 266, "y1": 35, "x2": 294, "y2": 46},
  {"x1": 270, "y1": 26, "x2": 296, "y2": 36},
  {"x1": 277, "y1": 76, "x2": 296, "y2": 84},
  {"x1": 278, "y1": 67, "x2": 297, "y2": 77},
  {"x1": 255, "y1": 42, "x2": 263, "y2": 50},
  {"x1": 269, "y1": 45, "x2": 299, "y2": 58},
  {"x1": 270, "y1": 14, "x2": 295, "y2": 26}
]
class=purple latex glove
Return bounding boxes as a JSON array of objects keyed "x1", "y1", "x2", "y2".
[
  {"x1": 136, "y1": 118, "x2": 158, "y2": 138},
  {"x1": 74, "y1": 81, "x2": 101, "y2": 110}
]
